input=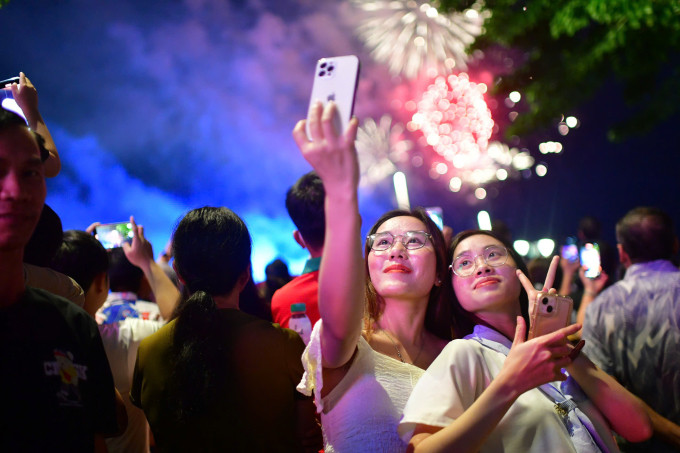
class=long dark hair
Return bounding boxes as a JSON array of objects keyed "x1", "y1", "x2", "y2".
[
  {"x1": 448, "y1": 229, "x2": 530, "y2": 338},
  {"x1": 169, "y1": 207, "x2": 251, "y2": 420},
  {"x1": 364, "y1": 208, "x2": 453, "y2": 341}
]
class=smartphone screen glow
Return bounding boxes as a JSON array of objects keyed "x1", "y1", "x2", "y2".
[
  {"x1": 580, "y1": 243, "x2": 601, "y2": 279},
  {"x1": 1, "y1": 91, "x2": 27, "y2": 122}
]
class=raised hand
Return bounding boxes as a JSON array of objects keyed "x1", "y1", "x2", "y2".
[
  {"x1": 497, "y1": 316, "x2": 579, "y2": 394},
  {"x1": 292, "y1": 101, "x2": 360, "y2": 195},
  {"x1": 121, "y1": 216, "x2": 154, "y2": 270},
  {"x1": 516, "y1": 255, "x2": 560, "y2": 309},
  {"x1": 578, "y1": 267, "x2": 609, "y2": 296},
  {"x1": 291, "y1": 100, "x2": 364, "y2": 369},
  {"x1": 9, "y1": 72, "x2": 39, "y2": 121},
  {"x1": 85, "y1": 222, "x2": 101, "y2": 235},
  {"x1": 6, "y1": 72, "x2": 61, "y2": 177}
]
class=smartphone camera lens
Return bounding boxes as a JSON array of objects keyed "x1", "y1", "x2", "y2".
[
  {"x1": 328, "y1": 65, "x2": 335, "y2": 73},
  {"x1": 542, "y1": 297, "x2": 549, "y2": 305},
  {"x1": 319, "y1": 71, "x2": 326, "y2": 77},
  {"x1": 547, "y1": 306, "x2": 554, "y2": 313},
  {"x1": 320, "y1": 62, "x2": 327, "y2": 69}
]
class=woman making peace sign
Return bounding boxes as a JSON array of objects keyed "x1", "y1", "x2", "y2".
[{"x1": 400, "y1": 229, "x2": 652, "y2": 453}]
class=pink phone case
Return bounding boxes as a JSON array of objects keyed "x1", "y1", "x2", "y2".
[{"x1": 528, "y1": 292, "x2": 573, "y2": 340}]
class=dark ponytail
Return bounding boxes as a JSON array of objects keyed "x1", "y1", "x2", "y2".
[
  {"x1": 168, "y1": 207, "x2": 252, "y2": 421},
  {"x1": 169, "y1": 291, "x2": 228, "y2": 420}
]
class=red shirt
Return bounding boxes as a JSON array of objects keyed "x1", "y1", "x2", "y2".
[{"x1": 271, "y1": 258, "x2": 320, "y2": 328}]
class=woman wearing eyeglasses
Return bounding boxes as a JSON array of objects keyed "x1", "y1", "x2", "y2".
[
  {"x1": 399, "y1": 229, "x2": 651, "y2": 453},
  {"x1": 293, "y1": 102, "x2": 452, "y2": 452}
]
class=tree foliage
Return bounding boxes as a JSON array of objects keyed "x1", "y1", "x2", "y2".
[{"x1": 439, "y1": 0, "x2": 680, "y2": 141}]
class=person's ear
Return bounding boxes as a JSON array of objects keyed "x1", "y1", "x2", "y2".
[
  {"x1": 293, "y1": 230, "x2": 307, "y2": 249},
  {"x1": 236, "y1": 267, "x2": 251, "y2": 292},
  {"x1": 172, "y1": 261, "x2": 187, "y2": 286},
  {"x1": 93, "y1": 271, "x2": 109, "y2": 293},
  {"x1": 617, "y1": 243, "x2": 631, "y2": 268}
]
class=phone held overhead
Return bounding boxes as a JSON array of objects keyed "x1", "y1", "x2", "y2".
[
  {"x1": 94, "y1": 222, "x2": 134, "y2": 249},
  {"x1": 306, "y1": 55, "x2": 360, "y2": 139}
]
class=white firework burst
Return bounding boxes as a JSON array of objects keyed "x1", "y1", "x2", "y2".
[
  {"x1": 351, "y1": 0, "x2": 487, "y2": 78},
  {"x1": 356, "y1": 115, "x2": 413, "y2": 188}
]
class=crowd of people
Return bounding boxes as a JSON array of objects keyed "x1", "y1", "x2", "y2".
[{"x1": 2, "y1": 74, "x2": 679, "y2": 453}]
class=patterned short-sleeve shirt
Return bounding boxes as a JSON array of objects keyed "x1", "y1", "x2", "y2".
[{"x1": 582, "y1": 260, "x2": 680, "y2": 452}]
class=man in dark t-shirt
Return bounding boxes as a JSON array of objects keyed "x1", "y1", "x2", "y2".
[{"x1": 0, "y1": 108, "x2": 119, "y2": 450}]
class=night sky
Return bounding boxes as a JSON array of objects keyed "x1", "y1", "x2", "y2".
[{"x1": 2, "y1": 0, "x2": 678, "y2": 280}]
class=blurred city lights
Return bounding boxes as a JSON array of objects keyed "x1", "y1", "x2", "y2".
[
  {"x1": 508, "y1": 91, "x2": 521, "y2": 103},
  {"x1": 477, "y1": 210, "x2": 491, "y2": 230},
  {"x1": 449, "y1": 176, "x2": 462, "y2": 192},
  {"x1": 351, "y1": 0, "x2": 488, "y2": 78},
  {"x1": 537, "y1": 239, "x2": 555, "y2": 257},
  {"x1": 535, "y1": 164, "x2": 547, "y2": 177},
  {"x1": 566, "y1": 116, "x2": 578, "y2": 128},
  {"x1": 538, "y1": 141, "x2": 563, "y2": 154},
  {"x1": 512, "y1": 151, "x2": 534, "y2": 170},
  {"x1": 474, "y1": 187, "x2": 487, "y2": 199},
  {"x1": 514, "y1": 240, "x2": 530, "y2": 257}
]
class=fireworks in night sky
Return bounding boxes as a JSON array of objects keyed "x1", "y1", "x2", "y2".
[
  {"x1": 351, "y1": 0, "x2": 487, "y2": 78},
  {"x1": 405, "y1": 72, "x2": 530, "y2": 193},
  {"x1": 356, "y1": 115, "x2": 413, "y2": 188}
]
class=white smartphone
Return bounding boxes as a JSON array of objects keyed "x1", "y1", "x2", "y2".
[
  {"x1": 528, "y1": 292, "x2": 573, "y2": 340},
  {"x1": 306, "y1": 55, "x2": 360, "y2": 139}
]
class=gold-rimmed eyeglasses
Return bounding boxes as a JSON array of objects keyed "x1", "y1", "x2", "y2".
[
  {"x1": 450, "y1": 245, "x2": 509, "y2": 277},
  {"x1": 367, "y1": 231, "x2": 432, "y2": 252}
]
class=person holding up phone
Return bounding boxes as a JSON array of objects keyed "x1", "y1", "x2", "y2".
[
  {"x1": 3, "y1": 72, "x2": 60, "y2": 177},
  {"x1": 399, "y1": 231, "x2": 651, "y2": 453},
  {"x1": 294, "y1": 101, "x2": 452, "y2": 452}
]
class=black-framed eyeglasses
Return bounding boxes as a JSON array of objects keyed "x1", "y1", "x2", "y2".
[
  {"x1": 450, "y1": 245, "x2": 509, "y2": 277},
  {"x1": 367, "y1": 231, "x2": 432, "y2": 251}
]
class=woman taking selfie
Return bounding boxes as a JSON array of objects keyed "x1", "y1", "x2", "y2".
[
  {"x1": 130, "y1": 207, "x2": 321, "y2": 452},
  {"x1": 400, "y1": 229, "x2": 652, "y2": 453},
  {"x1": 293, "y1": 101, "x2": 452, "y2": 452}
]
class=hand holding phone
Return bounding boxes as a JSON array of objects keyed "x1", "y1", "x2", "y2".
[
  {"x1": 528, "y1": 292, "x2": 574, "y2": 340},
  {"x1": 306, "y1": 55, "x2": 360, "y2": 139}
]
